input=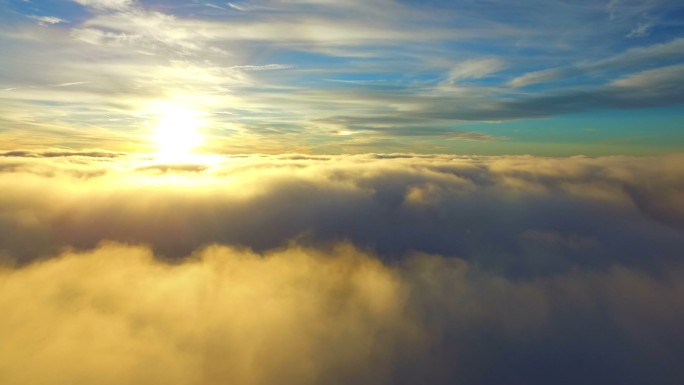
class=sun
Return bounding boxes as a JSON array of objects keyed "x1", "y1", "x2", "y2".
[{"x1": 152, "y1": 103, "x2": 206, "y2": 162}]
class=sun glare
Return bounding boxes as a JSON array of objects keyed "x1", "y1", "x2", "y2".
[{"x1": 152, "y1": 103, "x2": 206, "y2": 162}]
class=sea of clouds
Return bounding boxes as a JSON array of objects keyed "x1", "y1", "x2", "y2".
[{"x1": 1, "y1": 152, "x2": 683, "y2": 385}]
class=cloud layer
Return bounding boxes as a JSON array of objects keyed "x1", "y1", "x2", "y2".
[
  {"x1": 2, "y1": 241, "x2": 684, "y2": 384},
  {"x1": 2, "y1": 153, "x2": 683, "y2": 270},
  {"x1": 1, "y1": 153, "x2": 684, "y2": 384}
]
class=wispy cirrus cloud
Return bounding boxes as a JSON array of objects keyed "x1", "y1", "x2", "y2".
[
  {"x1": 0, "y1": 0, "x2": 682, "y2": 153},
  {"x1": 510, "y1": 37, "x2": 684, "y2": 87},
  {"x1": 444, "y1": 57, "x2": 505, "y2": 83},
  {"x1": 74, "y1": 0, "x2": 134, "y2": 11},
  {"x1": 29, "y1": 15, "x2": 66, "y2": 26}
]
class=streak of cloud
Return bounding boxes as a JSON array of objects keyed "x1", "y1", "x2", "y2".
[
  {"x1": 1, "y1": 0, "x2": 682, "y2": 151},
  {"x1": 29, "y1": 15, "x2": 67, "y2": 26}
]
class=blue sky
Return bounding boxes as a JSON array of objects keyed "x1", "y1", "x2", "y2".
[{"x1": 1, "y1": 0, "x2": 683, "y2": 154}]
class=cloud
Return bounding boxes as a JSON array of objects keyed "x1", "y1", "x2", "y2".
[
  {"x1": 445, "y1": 58, "x2": 505, "y2": 83},
  {"x1": 442, "y1": 131, "x2": 507, "y2": 141},
  {"x1": 74, "y1": 0, "x2": 134, "y2": 11},
  {"x1": 0, "y1": 243, "x2": 419, "y2": 385},
  {"x1": 2, "y1": 0, "x2": 683, "y2": 150},
  {"x1": 424, "y1": 63, "x2": 684, "y2": 121},
  {"x1": 1, "y1": 153, "x2": 684, "y2": 384},
  {"x1": 0, "y1": 149, "x2": 123, "y2": 158},
  {"x1": 1, "y1": 242, "x2": 684, "y2": 385},
  {"x1": 611, "y1": 63, "x2": 684, "y2": 89},
  {"x1": 72, "y1": 9, "x2": 205, "y2": 54},
  {"x1": 52, "y1": 81, "x2": 91, "y2": 87},
  {"x1": 227, "y1": 2, "x2": 247, "y2": 11},
  {"x1": 510, "y1": 37, "x2": 684, "y2": 87},
  {"x1": 627, "y1": 22, "x2": 651, "y2": 38},
  {"x1": 1, "y1": 153, "x2": 682, "y2": 270},
  {"x1": 509, "y1": 68, "x2": 568, "y2": 88},
  {"x1": 29, "y1": 15, "x2": 67, "y2": 26}
]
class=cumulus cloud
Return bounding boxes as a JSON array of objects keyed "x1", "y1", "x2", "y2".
[
  {"x1": 0, "y1": 243, "x2": 419, "y2": 385},
  {"x1": 1, "y1": 153, "x2": 683, "y2": 268},
  {"x1": 1, "y1": 153, "x2": 684, "y2": 384},
  {"x1": 2, "y1": 242, "x2": 684, "y2": 385}
]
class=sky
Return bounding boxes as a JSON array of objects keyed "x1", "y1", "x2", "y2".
[
  {"x1": 2, "y1": 2, "x2": 684, "y2": 385},
  {"x1": 1, "y1": 0, "x2": 683, "y2": 154}
]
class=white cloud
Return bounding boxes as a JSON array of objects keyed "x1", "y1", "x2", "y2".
[
  {"x1": 30, "y1": 15, "x2": 66, "y2": 26},
  {"x1": 52, "y1": 81, "x2": 91, "y2": 87},
  {"x1": 607, "y1": 0, "x2": 620, "y2": 20},
  {"x1": 611, "y1": 63, "x2": 684, "y2": 88},
  {"x1": 0, "y1": 152, "x2": 682, "y2": 384},
  {"x1": 227, "y1": 2, "x2": 247, "y2": 11},
  {"x1": 0, "y1": 230, "x2": 683, "y2": 384},
  {"x1": 0, "y1": 152, "x2": 682, "y2": 263},
  {"x1": 508, "y1": 68, "x2": 565, "y2": 87},
  {"x1": 73, "y1": 0, "x2": 134, "y2": 10},
  {"x1": 228, "y1": 64, "x2": 295, "y2": 71},
  {"x1": 626, "y1": 22, "x2": 651, "y2": 38},
  {"x1": 0, "y1": 0, "x2": 681, "y2": 144},
  {"x1": 446, "y1": 58, "x2": 505, "y2": 83}
]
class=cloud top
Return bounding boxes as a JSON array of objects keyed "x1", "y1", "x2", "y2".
[
  {"x1": 2, "y1": 241, "x2": 684, "y2": 385},
  {"x1": 1, "y1": 153, "x2": 684, "y2": 384},
  {"x1": 1, "y1": 153, "x2": 682, "y2": 270}
]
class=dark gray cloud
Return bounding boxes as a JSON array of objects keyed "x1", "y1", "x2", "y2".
[{"x1": 1, "y1": 153, "x2": 683, "y2": 384}]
